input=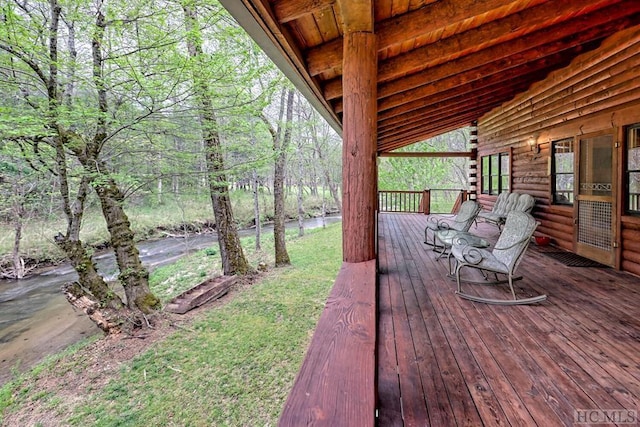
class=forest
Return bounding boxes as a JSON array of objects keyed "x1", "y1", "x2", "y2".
[{"x1": 0, "y1": 0, "x2": 468, "y2": 330}]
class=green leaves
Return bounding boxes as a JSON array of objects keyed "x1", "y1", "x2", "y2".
[{"x1": 379, "y1": 128, "x2": 471, "y2": 191}]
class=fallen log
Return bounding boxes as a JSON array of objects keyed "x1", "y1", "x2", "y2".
[{"x1": 62, "y1": 282, "x2": 120, "y2": 334}]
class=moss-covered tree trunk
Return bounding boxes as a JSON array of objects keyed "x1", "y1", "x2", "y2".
[
  {"x1": 85, "y1": 9, "x2": 159, "y2": 314},
  {"x1": 55, "y1": 176, "x2": 124, "y2": 334},
  {"x1": 93, "y1": 173, "x2": 160, "y2": 313},
  {"x1": 3, "y1": 0, "x2": 157, "y2": 331},
  {"x1": 273, "y1": 89, "x2": 294, "y2": 266},
  {"x1": 182, "y1": 2, "x2": 252, "y2": 276},
  {"x1": 56, "y1": 235, "x2": 124, "y2": 310},
  {"x1": 205, "y1": 144, "x2": 252, "y2": 275}
]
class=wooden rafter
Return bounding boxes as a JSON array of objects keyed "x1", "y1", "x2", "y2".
[
  {"x1": 306, "y1": 0, "x2": 514, "y2": 76},
  {"x1": 273, "y1": 0, "x2": 336, "y2": 24},
  {"x1": 223, "y1": 0, "x2": 640, "y2": 153},
  {"x1": 379, "y1": 152, "x2": 472, "y2": 158}
]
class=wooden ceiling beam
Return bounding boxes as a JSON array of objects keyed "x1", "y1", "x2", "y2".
[
  {"x1": 331, "y1": 41, "x2": 586, "y2": 116},
  {"x1": 273, "y1": 0, "x2": 336, "y2": 24},
  {"x1": 378, "y1": 15, "x2": 639, "y2": 116},
  {"x1": 379, "y1": 0, "x2": 627, "y2": 85},
  {"x1": 379, "y1": 110, "x2": 494, "y2": 147},
  {"x1": 377, "y1": 88, "x2": 524, "y2": 140},
  {"x1": 378, "y1": 112, "x2": 487, "y2": 152},
  {"x1": 376, "y1": 0, "x2": 514, "y2": 49},
  {"x1": 376, "y1": 4, "x2": 640, "y2": 98},
  {"x1": 381, "y1": 3, "x2": 638, "y2": 85},
  {"x1": 377, "y1": 41, "x2": 592, "y2": 116},
  {"x1": 322, "y1": 0, "x2": 639, "y2": 101},
  {"x1": 336, "y1": 0, "x2": 373, "y2": 32},
  {"x1": 306, "y1": 0, "x2": 514, "y2": 76},
  {"x1": 377, "y1": 64, "x2": 560, "y2": 128},
  {"x1": 306, "y1": 39, "x2": 343, "y2": 77},
  {"x1": 379, "y1": 152, "x2": 473, "y2": 158},
  {"x1": 379, "y1": 100, "x2": 516, "y2": 143},
  {"x1": 381, "y1": 112, "x2": 488, "y2": 144},
  {"x1": 377, "y1": 82, "x2": 531, "y2": 135}
]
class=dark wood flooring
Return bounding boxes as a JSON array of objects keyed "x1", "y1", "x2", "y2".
[{"x1": 377, "y1": 213, "x2": 640, "y2": 426}]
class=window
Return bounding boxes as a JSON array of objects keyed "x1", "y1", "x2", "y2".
[
  {"x1": 481, "y1": 156, "x2": 490, "y2": 194},
  {"x1": 627, "y1": 125, "x2": 640, "y2": 214},
  {"x1": 551, "y1": 138, "x2": 574, "y2": 205},
  {"x1": 481, "y1": 152, "x2": 510, "y2": 194}
]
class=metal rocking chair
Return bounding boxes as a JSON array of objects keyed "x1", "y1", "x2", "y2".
[
  {"x1": 451, "y1": 211, "x2": 547, "y2": 305},
  {"x1": 424, "y1": 200, "x2": 481, "y2": 248}
]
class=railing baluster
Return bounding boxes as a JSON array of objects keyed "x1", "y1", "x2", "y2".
[{"x1": 377, "y1": 189, "x2": 467, "y2": 214}]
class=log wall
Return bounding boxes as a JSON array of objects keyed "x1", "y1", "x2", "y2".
[{"x1": 477, "y1": 24, "x2": 640, "y2": 273}]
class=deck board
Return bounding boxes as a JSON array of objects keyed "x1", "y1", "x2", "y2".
[{"x1": 377, "y1": 213, "x2": 640, "y2": 426}]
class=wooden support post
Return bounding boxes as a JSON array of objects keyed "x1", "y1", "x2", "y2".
[
  {"x1": 341, "y1": 24, "x2": 377, "y2": 262},
  {"x1": 422, "y1": 189, "x2": 431, "y2": 215},
  {"x1": 451, "y1": 190, "x2": 467, "y2": 214}
]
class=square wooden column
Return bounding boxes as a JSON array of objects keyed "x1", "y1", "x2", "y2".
[{"x1": 342, "y1": 30, "x2": 377, "y2": 263}]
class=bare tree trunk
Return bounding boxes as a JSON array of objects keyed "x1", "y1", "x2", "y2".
[
  {"x1": 250, "y1": 124, "x2": 262, "y2": 251},
  {"x1": 313, "y1": 134, "x2": 342, "y2": 213},
  {"x1": 322, "y1": 192, "x2": 327, "y2": 228},
  {"x1": 10, "y1": 191, "x2": 26, "y2": 279},
  {"x1": 157, "y1": 176, "x2": 163, "y2": 205},
  {"x1": 326, "y1": 172, "x2": 342, "y2": 213},
  {"x1": 207, "y1": 161, "x2": 251, "y2": 275},
  {"x1": 252, "y1": 169, "x2": 262, "y2": 251},
  {"x1": 182, "y1": 3, "x2": 252, "y2": 275},
  {"x1": 11, "y1": 222, "x2": 25, "y2": 279},
  {"x1": 296, "y1": 138, "x2": 305, "y2": 237},
  {"x1": 296, "y1": 185, "x2": 305, "y2": 236}
]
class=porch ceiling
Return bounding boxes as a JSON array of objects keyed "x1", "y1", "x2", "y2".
[{"x1": 220, "y1": 0, "x2": 640, "y2": 153}]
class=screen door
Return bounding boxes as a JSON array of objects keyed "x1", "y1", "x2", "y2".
[{"x1": 575, "y1": 132, "x2": 616, "y2": 266}]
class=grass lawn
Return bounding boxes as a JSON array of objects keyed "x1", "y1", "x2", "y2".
[{"x1": 0, "y1": 222, "x2": 342, "y2": 426}]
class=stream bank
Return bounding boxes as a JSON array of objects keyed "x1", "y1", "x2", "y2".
[{"x1": 0, "y1": 216, "x2": 341, "y2": 385}]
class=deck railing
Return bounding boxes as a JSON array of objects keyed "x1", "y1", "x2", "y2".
[
  {"x1": 378, "y1": 189, "x2": 468, "y2": 214},
  {"x1": 378, "y1": 190, "x2": 424, "y2": 213},
  {"x1": 279, "y1": 260, "x2": 377, "y2": 426}
]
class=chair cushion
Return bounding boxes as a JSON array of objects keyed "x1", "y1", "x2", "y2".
[
  {"x1": 425, "y1": 215, "x2": 455, "y2": 231},
  {"x1": 478, "y1": 193, "x2": 535, "y2": 224},
  {"x1": 491, "y1": 192, "x2": 510, "y2": 215},
  {"x1": 496, "y1": 192, "x2": 521, "y2": 216},
  {"x1": 451, "y1": 244, "x2": 509, "y2": 273},
  {"x1": 513, "y1": 193, "x2": 535, "y2": 213}
]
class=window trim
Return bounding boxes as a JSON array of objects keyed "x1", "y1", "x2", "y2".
[
  {"x1": 625, "y1": 123, "x2": 640, "y2": 215},
  {"x1": 551, "y1": 137, "x2": 575, "y2": 206},
  {"x1": 480, "y1": 150, "x2": 510, "y2": 195}
]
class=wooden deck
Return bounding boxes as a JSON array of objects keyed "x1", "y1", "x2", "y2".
[{"x1": 377, "y1": 212, "x2": 640, "y2": 426}]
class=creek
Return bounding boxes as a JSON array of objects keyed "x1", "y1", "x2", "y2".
[{"x1": 0, "y1": 216, "x2": 341, "y2": 385}]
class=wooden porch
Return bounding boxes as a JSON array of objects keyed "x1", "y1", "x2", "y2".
[{"x1": 377, "y1": 212, "x2": 640, "y2": 426}]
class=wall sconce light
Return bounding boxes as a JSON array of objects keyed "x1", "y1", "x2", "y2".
[{"x1": 528, "y1": 137, "x2": 540, "y2": 154}]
